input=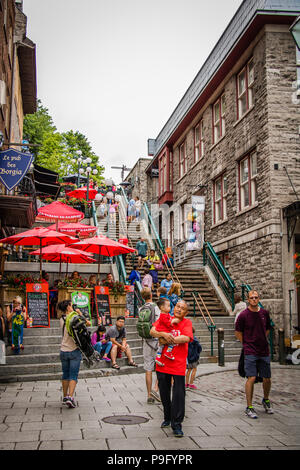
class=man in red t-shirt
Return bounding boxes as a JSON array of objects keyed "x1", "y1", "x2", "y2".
[{"x1": 150, "y1": 300, "x2": 193, "y2": 438}]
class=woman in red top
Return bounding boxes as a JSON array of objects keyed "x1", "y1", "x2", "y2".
[
  {"x1": 150, "y1": 300, "x2": 193, "y2": 438},
  {"x1": 118, "y1": 236, "x2": 129, "y2": 265}
]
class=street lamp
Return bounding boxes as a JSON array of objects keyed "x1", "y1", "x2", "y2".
[
  {"x1": 79, "y1": 157, "x2": 98, "y2": 201},
  {"x1": 290, "y1": 16, "x2": 300, "y2": 51},
  {"x1": 71, "y1": 150, "x2": 83, "y2": 187}
]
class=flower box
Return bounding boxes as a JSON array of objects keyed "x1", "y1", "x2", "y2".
[
  {"x1": 109, "y1": 293, "x2": 127, "y2": 318},
  {"x1": 0, "y1": 285, "x2": 25, "y2": 307},
  {"x1": 57, "y1": 287, "x2": 93, "y2": 305}
]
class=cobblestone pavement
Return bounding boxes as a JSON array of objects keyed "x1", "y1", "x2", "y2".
[{"x1": 0, "y1": 363, "x2": 299, "y2": 451}]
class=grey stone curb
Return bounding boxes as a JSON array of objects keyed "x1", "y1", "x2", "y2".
[{"x1": 196, "y1": 361, "x2": 298, "y2": 378}]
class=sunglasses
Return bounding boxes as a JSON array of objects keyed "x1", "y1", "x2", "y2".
[{"x1": 249, "y1": 296, "x2": 259, "y2": 300}]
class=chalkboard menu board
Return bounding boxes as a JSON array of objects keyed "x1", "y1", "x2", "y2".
[
  {"x1": 26, "y1": 284, "x2": 50, "y2": 328},
  {"x1": 94, "y1": 286, "x2": 112, "y2": 326},
  {"x1": 125, "y1": 285, "x2": 135, "y2": 317}
]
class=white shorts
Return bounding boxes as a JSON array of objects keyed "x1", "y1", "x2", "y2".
[{"x1": 143, "y1": 340, "x2": 158, "y2": 372}]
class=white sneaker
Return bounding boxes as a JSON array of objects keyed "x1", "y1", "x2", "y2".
[
  {"x1": 245, "y1": 406, "x2": 258, "y2": 419},
  {"x1": 262, "y1": 398, "x2": 274, "y2": 414}
]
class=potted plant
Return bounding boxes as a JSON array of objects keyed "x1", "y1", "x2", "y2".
[
  {"x1": 0, "y1": 273, "x2": 40, "y2": 305},
  {"x1": 57, "y1": 276, "x2": 94, "y2": 304}
]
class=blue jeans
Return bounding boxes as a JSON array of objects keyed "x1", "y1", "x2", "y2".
[
  {"x1": 94, "y1": 341, "x2": 112, "y2": 356},
  {"x1": 60, "y1": 349, "x2": 82, "y2": 382}
]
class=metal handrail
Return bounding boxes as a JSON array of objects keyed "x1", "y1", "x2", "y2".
[
  {"x1": 143, "y1": 202, "x2": 164, "y2": 253},
  {"x1": 91, "y1": 201, "x2": 99, "y2": 232},
  {"x1": 191, "y1": 290, "x2": 216, "y2": 356},
  {"x1": 116, "y1": 255, "x2": 129, "y2": 285},
  {"x1": 142, "y1": 202, "x2": 184, "y2": 294},
  {"x1": 142, "y1": 201, "x2": 215, "y2": 331},
  {"x1": 203, "y1": 241, "x2": 236, "y2": 310},
  {"x1": 204, "y1": 242, "x2": 235, "y2": 289}
]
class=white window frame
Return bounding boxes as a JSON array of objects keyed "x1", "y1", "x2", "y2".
[
  {"x1": 194, "y1": 120, "x2": 204, "y2": 163},
  {"x1": 179, "y1": 141, "x2": 186, "y2": 178},
  {"x1": 169, "y1": 151, "x2": 173, "y2": 191},
  {"x1": 237, "y1": 58, "x2": 254, "y2": 119},
  {"x1": 213, "y1": 173, "x2": 228, "y2": 224},
  {"x1": 180, "y1": 204, "x2": 187, "y2": 241},
  {"x1": 239, "y1": 151, "x2": 258, "y2": 211},
  {"x1": 213, "y1": 94, "x2": 226, "y2": 143}
]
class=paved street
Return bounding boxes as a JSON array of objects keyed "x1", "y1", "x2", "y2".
[{"x1": 0, "y1": 363, "x2": 299, "y2": 451}]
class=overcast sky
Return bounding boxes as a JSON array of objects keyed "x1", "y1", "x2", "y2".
[{"x1": 23, "y1": 0, "x2": 243, "y2": 184}]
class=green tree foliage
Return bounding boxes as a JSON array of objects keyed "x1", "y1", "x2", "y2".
[
  {"x1": 23, "y1": 100, "x2": 57, "y2": 159},
  {"x1": 61, "y1": 130, "x2": 105, "y2": 185},
  {"x1": 23, "y1": 100, "x2": 104, "y2": 184}
]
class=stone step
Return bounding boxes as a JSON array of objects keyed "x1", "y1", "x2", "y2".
[
  {"x1": 22, "y1": 325, "x2": 142, "y2": 337},
  {"x1": 0, "y1": 353, "x2": 145, "y2": 377},
  {"x1": 0, "y1": 355, "x2": 241, "y2": 383},
  {"x1": 4, "y1": 344, "x2": 241, "y2": 366},
  {"x1": 0, "y1": 365, "x2": 146, "y2": 383},
  {"x1": 5, "y1": 345, "x2": 144, "y2": 365},
  {"x1": 0, "y1": 309, "x2": 239, "y2": 382},
  {"x1": 5, "y1": 329, "x2": 237, "y2": 354}
]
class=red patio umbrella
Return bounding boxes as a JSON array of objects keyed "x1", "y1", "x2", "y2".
[
  {"x1": 36, "y1": 201, "x2": 85, "y2": 227},
  {"x1": 47, "y1": 222, "x2": 97, "y2": 238},
  {"x1": 67, "y1": 187, "x2": 97, "y2": 200},
  {"x1": 30, "y1": 244, "x2": 95, "y2": 277},
  {"x1": 71, "y1": 235, "x2": 135, "y2": 275},
  {"x1": 0, "y1": 227, "x2": 76, "y2": 278}
]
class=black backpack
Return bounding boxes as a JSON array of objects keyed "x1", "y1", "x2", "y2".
[{"x1": 188, "y1": 337, "x2": 202, "y2": 363}]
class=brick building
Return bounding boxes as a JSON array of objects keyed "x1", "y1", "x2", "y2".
[{"x1": 145, "y1": 0, "x2": 300, "y2": 332}]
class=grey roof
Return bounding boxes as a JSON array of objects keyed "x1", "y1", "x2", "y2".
[{"x1": 150, "y1": 0, "x2": 300, "y2": 159}]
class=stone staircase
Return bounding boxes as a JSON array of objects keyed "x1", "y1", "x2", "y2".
[
  {"x1": 123, "y1": 219, "x2": 227, "y2": 317},
  {"x1": 0, "y1": 316, "x2": 240, "y2": 383},
  {"x1": 0, "y1": 202, "x2": 243, "y2": 383}
]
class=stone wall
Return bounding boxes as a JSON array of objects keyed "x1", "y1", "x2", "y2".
[
  {"x1": 163, "y1": 25, "x2": 300, "y2": 327},
  {"x1": 126, "y1": 158, "x2": 152, "y2": 202},
  {"x1": 0, "y1": 0, "x2": 16, "y2": 141}
]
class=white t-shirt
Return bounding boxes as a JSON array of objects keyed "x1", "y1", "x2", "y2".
[{"x1": 60, "y1": 318, "x2": 77, "y2": 352}]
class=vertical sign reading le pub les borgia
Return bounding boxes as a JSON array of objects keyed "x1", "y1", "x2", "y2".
[{"x1": 0, "y1": 149, "x2": 34, "y2": 191}]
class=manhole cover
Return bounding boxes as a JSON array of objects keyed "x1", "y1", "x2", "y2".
[{"x1": 102, "y1": 415, "x2": 149, "y2": 425}]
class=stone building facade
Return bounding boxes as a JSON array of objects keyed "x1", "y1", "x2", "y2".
[
  {"x1": 145, "y1": 0, "x2": 300, "y2": 332},
  {"x1": 125, "y1": 157, "x2": 155, "y2": 203},
  {"x1": 0, "y1": 0, "x2": 36, "y2": 146},
  {"x1": 0, "y1": 0, "x2": 37, "y2": 235}
]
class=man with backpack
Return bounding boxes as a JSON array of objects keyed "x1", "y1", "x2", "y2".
[{"x1": 138, "y1": 288, "x2": 161, "y2": 404}]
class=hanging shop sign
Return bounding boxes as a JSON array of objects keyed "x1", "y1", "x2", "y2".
[
  {"x1": 187, "y1": 196, "x2": 205, "y2": 251},
  {"x1": 0, "y1": 148, "x2": 33, "y2": 191}
]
